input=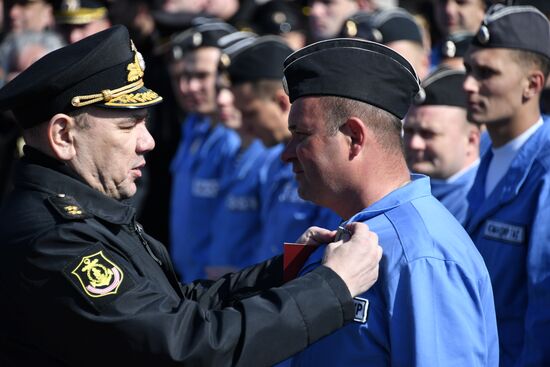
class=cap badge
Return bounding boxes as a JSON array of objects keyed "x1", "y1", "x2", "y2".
[
  {"x1": 61, "y1": 0, "x2": 80, "y2": 12},
  {"x1": 443, "y1": 40, "x2": 456, "y2": 58},
  {"x1": 273, "y1": 11, "x2": 287, "y2": 24},
  {"x1": 477, "y1": 25, "x2": 490, "y2": 45},
  {"x1": 192, "y1": 32, "x2": 203, "y2": 47},
  {"x1": 414, "y1": 87, "x2": 426, "y2": 105},
  {"x1": 345, "y1": 20, "x2": 358, "y2": 37},
  {"x1": 372, "y1": 29, "x2": 383, "y2": 43},
  {"x1": 127, "y1": 40, "x2": 145, "y2": 82},
  {"x1": 220, "y1": 53, "x2": 231, "y2": 68},
  {"x1": 71, "y1": 251, "x2": 124, "y2": 298}
]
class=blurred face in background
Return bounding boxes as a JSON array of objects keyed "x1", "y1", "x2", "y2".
[
  {"x1": 386, "y1": 40, "x2": 430, "y2": 80},
  {"x1": 404, "y1": 104, "x2": 479, "y2": 179},
  {"x1": 170, "y1": 47, "x2": 220, "y2": 115},
  {"x1": 232, "y1": 82, "x2": 290, "y2": 147},
  {"x1": 433, "y1": 0, "x2": 485, "y2": 36},
  {"x1": 6, "y1": 43, "x2": 48, "y2": 82},
  {"x1": 309, "y1": 0, "x2": 359, "y2": 40},
  {"x1": 216, "y1": 77, "x2": 242, "y2": 130},
  {"x1": 57, "y1": 18, "x2": 111, "y2": 44},
  {"x1": 9, "y1": 0, "x2": 53, "y2": 33},
  {"x1": 204, "y1": 0, "x2": 239, "y2": 20},
  {"x1": 162, "y1": 0, "x2": 206, "y2": 13}
]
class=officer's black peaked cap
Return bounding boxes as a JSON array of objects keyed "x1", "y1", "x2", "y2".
[
  {"x1": 283, "y1": 38, "x2": 420, "y2": 120},
  {"x1": 0, "y1": 25, "x2": 162, "y2": 129},
  {"x1": 472, "y1": 4, "x2": 550, "y2": 59},
  {"x1": 414, "y1": 67, "x2": 467, "y2": 109},
  {"x1": 53, "y1": 0, "x2": 108, "y2": 25}
]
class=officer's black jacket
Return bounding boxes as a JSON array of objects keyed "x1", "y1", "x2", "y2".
[{"x1": 0, "y1": 148, "x2": 354, "y2": 366}]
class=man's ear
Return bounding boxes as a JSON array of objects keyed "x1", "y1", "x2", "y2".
[
  {"x1": 340, "y1": 117, "x2": 368, "y2": 158},
  {"x1": 274, "y1": 88, "x2": 291, "y2": 114},
  {"x1": 523, "y1": 69, "x2": 545, "y2": 100},
  {"x1": 48, "y1": 113, "x2": 77, "y2": 161}
]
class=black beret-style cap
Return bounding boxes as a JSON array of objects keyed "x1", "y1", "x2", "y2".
[
  {"x1": 515, "y1": 0, "x2": 550, "y2": 16},
  {"x1": 414, "y1": 67, "x2": 467, "y2": 109},
  {"x1": 472, "y1": 4, "x2": 550, "y2": 59},
  {"x1": 53, "y1": 0, "x2": 108, "y2": 25},
  {"x1": 228, "y1": 36, "x2": 293, "y2": 85},
  {"x1": 251, "y1": 0, "x2": 305, "y2": 36},
  {"x1": 283, "y1": 38, "x2": 420, "y2": 119},
  {"x1": 0, "y1": 25, "x2": 162, "y2": 129},
  {"x1": 341, "y1": 8, "x2": 423, "y2": 46},
  {"x1": 162, "y1": 18, "x2": 236, "y2": 60},
  {"x1": 217, "y1": 31, "x2": 258, "y2": 71},
  {"x1": 441, "y1": 32, "x2": 474, "y2": 58}
]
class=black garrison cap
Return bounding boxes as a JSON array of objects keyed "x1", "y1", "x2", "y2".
[
  {"x1": 441, "y1": 32, "x2": 474, "y2": 58},
  {"x1": 472, "y1": 4, "x2": 550, "y2": 59},
  {"x1": 0, "y1": 25, "x2": 162, "y2": 129},
  {"x1": 251, "y1": 0, "x2": 305, "y2": 36},
  {"x1": 341, "y1": 8, "x2": 423, "y2": 46},
  {"x1": 162, "y1": 18, "x2": 236, "y2": 60},
  {"x1": 414, "y1": 67, "x2": 467, "y2": 108},
  {"x1": 228, "y1": 36, "x2": 293, "y2": 85},
  {"x1": 217, "y1": 31, "x2": 258, "y2": 71},
  {"x1": 283, "y1": 38, "x2": 420, "y2": 119},
  {"x1": 514, "y1": 0, "x2": 550, "y2": 16},
  {"x1": 53, "y1": 0, "x2": 108, "y2": 25}
]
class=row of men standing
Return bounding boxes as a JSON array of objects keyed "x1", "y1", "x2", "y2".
[{"x1": 163, "y1": 4, "x2": 550, "y2": 367}]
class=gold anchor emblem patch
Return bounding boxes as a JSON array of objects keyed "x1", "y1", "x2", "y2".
[{"x1": 71, "y1": 251, "x2": 124, "y2": 298}]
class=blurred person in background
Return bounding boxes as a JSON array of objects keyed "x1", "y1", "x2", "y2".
[
  {"x1": 167, "y1": 20, "x2": 241, "y2": 282},
  {"x1": 206, "y1": 31, "x2": 270, "y2": 279},
  {"x1": 430, "y1": 0, "x2": 486, "y2": 66},
  {"x1": 340, "y1": 7, "x2": 430, "y2": 80},
  {"x1": 0, "y1": 29, "x2": 63, "y2": 204},
  {"x1": 404, "y1": 67, "x2": 480, "y2": 224},
  {"x1": 308, "y1": 0, "x2": 358, "y2": 41},
  {"x1": 52, "y1": 0, "x2": 111, "y2": 44},
  {"x1": 6, "y1": 0, "x2": 53, "y2": 33},
  {"x1": 229, "y1": 36, "x2": 341, "y2": 266},
  {"x1": 250, "y1": 0, "x2": 307, "y2": 50}
]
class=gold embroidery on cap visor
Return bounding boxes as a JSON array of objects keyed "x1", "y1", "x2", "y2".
[
  {"x1": 55, "y1": 7, "x2": 108, "y2": 25},
  {"x1": 71, "y1": 39, "x2": 162, "y2": 108},
  {"x1": 71, "y1": 251, "x2": 124, "y2": 298}
]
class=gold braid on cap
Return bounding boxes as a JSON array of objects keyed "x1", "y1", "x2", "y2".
[
  {"x1": 71, "y1": 79, "x2": 144, "y2": 107},
  {"x1": 71, "y1": 40, "x2": 148, "y2": 108}
]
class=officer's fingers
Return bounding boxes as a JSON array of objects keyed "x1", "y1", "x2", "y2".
[
  {"x1": 344, "y1": 221, "x2": 370, "y2": 237},
  {"x1": 296, "y1": 226, "x2": 337, "y2": 245}
]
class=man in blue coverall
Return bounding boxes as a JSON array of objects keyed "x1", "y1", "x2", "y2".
[
  {"x1": 206, "y1": 32, "x2": 269, "y2": 278},
  {"x1": 463, "y1": 4, "x2": 550, "y2": 366},
  {"x1": 404, "y1": 67, "x2": 481, "y2": 224},
  {"x1": 167, "y1": 21, "x2": 241, "y2": 281},
  {"x1": 281, "y1": 38, "x2": 499, "y2": 366},
  {"x1": 229, "y1": 36, "x2": 340, "y2": 263}
]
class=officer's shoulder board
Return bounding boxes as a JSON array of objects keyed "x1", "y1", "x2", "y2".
[{"x1": 47, "y1": 193, "x2": 91, "y2": 220}]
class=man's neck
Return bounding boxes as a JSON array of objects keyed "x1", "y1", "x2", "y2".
[{"x1": 487, "y1": 108, "x2": 541, "y2": 148}]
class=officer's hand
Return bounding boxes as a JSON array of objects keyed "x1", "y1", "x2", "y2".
[
  {"x1": 295, "y1": 226, "x2": 337, "y2": 246},
  {"x1": 322, "y1": 222, "x2": 382, "y2": 297}
]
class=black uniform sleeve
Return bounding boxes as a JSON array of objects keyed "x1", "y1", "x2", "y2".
[{"x1": 13, "y1": 223, "x2": 354, "y2": 367}]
